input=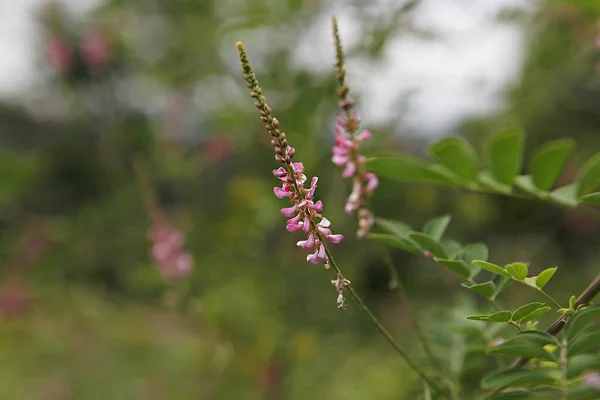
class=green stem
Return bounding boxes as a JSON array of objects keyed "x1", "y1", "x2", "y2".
[
  {"x1": 537, "y1": 288, "x2": 563, "y2": 309},
  {"x1": 322, "y1": 245, "x2": 450, "y2": 398},
  {"x1": 560, "y1": 339, "x2": 568, "y2": 400},
  {"x1": 383, "y1": 252, "x2": 443, "y2": 374}
]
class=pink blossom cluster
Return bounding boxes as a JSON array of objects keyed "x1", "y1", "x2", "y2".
[
  {"x1": 332, "y1": 100, "x2": 378, "y2": 237},
  {"x1": 45, "y1": 29, "x2": 112, "y2": 74},
  {"x1": 273, "y1": 160, "x2": 343, "y2": 267},
  {"x1": 148, "y1": 223, "x2": 193, "y2": 279}
]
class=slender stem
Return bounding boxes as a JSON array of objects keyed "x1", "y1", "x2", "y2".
[
  {"x1": 424, "y1": 382, "x2": 432, "y2": 400},
  {"x1": 537, "y1": 288, "x2": 563, "y2": 309},
  {"x1": 560, "y1": 339, "x2": 568, "y2": 400},
  {"x1": 512, "y1": 273, "x2": 600, "y2": 368},
  {"x1": 383, "y1": 252, "x2": 443, "y2": 374},
  {"x1": 322, "y1": 245, "x2": 450, "y2": 397}
]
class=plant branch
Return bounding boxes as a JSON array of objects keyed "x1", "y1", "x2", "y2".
[{"x1": 512, "y1": 273, "x2": 600, "y2": 368}]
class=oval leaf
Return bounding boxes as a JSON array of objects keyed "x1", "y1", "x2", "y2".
[
  {"x1": 577, "y1": 153, "x2": 600, "y2": 197},
  {"x1": 367, "y1": 233, "x2": 422, "y2": 255},
  {"x1": 512, "y1": 302, "x2": 545, "y2": 322},
  {"x1": 488, "y1": 342, "x2": 556, "y2": 362},
  {"x1": 462, "y1": 281, "x2": 496, "y2": 299},
  {"x1": 429, "y1": 137, "x2": 479, "y2": 180},
  {"x1": 536, "y1": 267, "x2": 558, "y2": 289},
  {"x1": 472, "y1": 260, "x2": 512, "y2": 278},
  {"x1": 408, "y1": 232, "x2": 447, "y2": 258},
  {"x1": 422, "y1": 215, "x2": 451, "y2": 241},
  {"x1": 481, "y1": 368, "x2": 556, "y2": 390},
  {"x1": 436, "y1": 259, "x2": 471, "y2": 280},
  {"x1": 519, "y1": 306, "x2": 551, "y2": 323},
  {"x1": 568, "y1": 326, "x2": 600, "y2": 357},
  {"x1": 531, "y1": 139, "x2": 575, "y2": 191},
  {"x1": 567, "y1": 354, "x2": 600, "y2": 379},
  {"x1": 486, "y1": 129, "x2": 525, "y2": 186},
  {"x1": 550, "y1": 183, "x2": 579, "y2": 207},
  {"x1": 365, "y1": 156, "x2": 452, "y2": 184},
  {"x1": 374, "y1": 218, "x2": 413, "y2": 239},
  {"x1": 487, "y1": 311, "x2": 513, "y2": 322},
  {"x1": 462, "y1": 243, "x2": 489, "y2": 263},
  {"x1": 564, "y1": 306, "x2": 600, "y2": 341},
  {"x1": 506, "y1": 262, "x2": 528, "y2": 281}
]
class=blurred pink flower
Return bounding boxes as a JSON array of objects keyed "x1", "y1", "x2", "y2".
[
  {"x1": 0, "y1": 283, "x2": 30, "y2": 318},
  {"x1": 46, "y1": 36, "x2": 71, "y2": 73},
  {"x1": 81, "y1": 29, "x2": 111, "y2": 68},
  {"x1": 148, "y1": 223, "x2": 193, "y2": 279}
]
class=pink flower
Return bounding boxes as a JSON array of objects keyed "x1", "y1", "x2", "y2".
[
  {"x1": 46, "y1": 36, "x2": 71, "y2": 73},
  {"x1": 81, "y1": 29, "x2": 111, "y2": 68}
]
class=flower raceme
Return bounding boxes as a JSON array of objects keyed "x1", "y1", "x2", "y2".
[
  {"x1": 331, "y1": 17, "x2": 378, "y2": 237},
  {"x1": 236, "y1": 41, "x2": 350, "y2": 307}
]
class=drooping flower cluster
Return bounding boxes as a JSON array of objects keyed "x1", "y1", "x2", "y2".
[
  {"x1": 148, "y1": 222, "x2": 193, "y2": 279},
  {"x1": 237, "y1": 41, "x2": 350, "y2": 307},
  {"x1": 331, "y1": 17, "x2": 378, "y2": 238}
]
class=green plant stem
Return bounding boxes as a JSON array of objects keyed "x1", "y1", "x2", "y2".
[
  {"x1": 383, "y1": 252, "x2": 443, "y2": 375},
  {"x1": 560, "y1": 339, "x2": 568, "y2": 400},
  {"x1": 321, "y1": 245, "x2": 450, "y2": 398},
  {"x1": 536, "y1": 288, "x2": 563, "y2": 309}
]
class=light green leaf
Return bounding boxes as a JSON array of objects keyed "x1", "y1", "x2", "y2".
[
  {"x1": 462, "y1": 281, "x2": 496, "y2": 299},
  {"x1": 408, "y1": 232, "x2": 447, "y2": 258},
  {"x1": 486, "y1": 129, "x2": 525, "y2": 186},
  {"x1": 580, "y1": 192, "x2": 600, "y2": 206},
  {"x1": 550, "y1": 184, "x2": 579, "y2": 207},
  {"x1": 436, "y1": 259, "x2": 471, "y2": 280},
  {"x1": 441, "y1": 240, "x2": 463, "y2": 259},
  {"x1": 536, "y1": 267, "x2": 558, "y2": 289},
  {"x1": 494, "y1": 275, "x2": 513, "y2": 297},
  {"x1": 486, "y1": 392, "x2": 534, "y2": 400},
  {"x1": 564, "y1": 306, "x2": 600, "y2": 341},
  {"x1": 568, "y1": 326, "x2": 600, "y2": 357},
  {"x1": 577, "y1": 153, "x2": 600, "y2": 197},
  {"x1": 531, "y1": 139, "x2": 575, "y2": 191},
  {"x1": 519, "y1": 306, "x2": 551, "y2": 323},
  {"x1": 506, "y1": 262, "x2": 528, "y2": 281},
  {"x1": 515, "y1": 175, "x2": 547, "y2": 197},
  {"x1": 365, "y1": 156, "x2": 452, "y2": 184},
  {"x1": 472, "y1": 260, "x2": 512, "y2": 278},
  {"x1": 570, "y1": 296, "x2": 577, "y2": 310},
  {"x1": 429, "y1": 137, "x2": 478, "y2": 180},
  {"x1": 367, "y1": 233, "x2": 422, "y2": 255},
  {"x1": 422, "y1": 215, "x2": 451, "y2": 241},
  {"x1": 512, "y1": 302, "x2": 545, "y2": 322},
  {"x1": 488, "y1": 339, "x2": 557, "y2": 362},
  {"x1": 478, "y1": 170, "x2": 513, "y2": 193},
  {"x1": 481, "y1": 368, "x2": 556, "y2": 390}
]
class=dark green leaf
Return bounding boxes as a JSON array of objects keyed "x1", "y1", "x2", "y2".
[
  {"x1": 467, "y1": 311, "x2": 512, "y2": 322},
  {"x1": 531, "y1": 139, "x2": 575, "y2": 191},
  {"x1": 472, "y1": 260, "x2": 512, "y2": 278},
  {"x1": 550, "y1": 184, "x2": 579, "y2": 207},
  {"x1": 487, "y1": 392, "x2": 534, "y2": 400},
  {"x1": 462, "y1": 243, "x2": 489, "y2": 263},
  {"x1": 408, "y1": 232, "x2": 447, "y2": 258},
  {"x1": 567, "y1": 354, "x2": 600, "y2": 379},
  {"x1": 422, "y1": 215, "x2": 451, "y2": 241},
  {"x1": 567, "y1": 386, "x2": 600, "y2": 400},
  {"x1": 512, "y1": 303, "x2": 545, "y2": 322},
  {"x1": 429, "y1": 136, "x2": 478, "y2": 180},
  {"x1": 564, "y1": 306, "x2": 600, "y2": 341},
  {"x1": 519, "y1": 307, "x2": 552, "y2": 323},
  {"x1": 506, "y1": 262, "x2": 528, "y2": 281},
  {"x1": 580, "y1": 192, "x2": 600, "y2": 206},
  {"x1": 488, "y1": 342, "x2": 556, "y2": 362},
  {"x1": 462, "y1": 281, "x2": 496, "y2": 299},
  {"x1": 374, "y1": 218, "x2": 413, "y2": 239},
  {"x1": 568, "y1": 326, "x2": 600, "y2": 357},
  {"x1": 367, "y1": 233, "x2": 422, "y2": 255},
  {"x1": 536, "y1": 267, "x2": 558, "y2": 289},
  {"x1": 365, "y1": 156, "x2": 452, "y2": 184},
  {"x1": 481, "y1": 368, "x2": 556, "y2": 390},
  {"x1": 486, "y1": 129, "x2": 525, "y2": 186},
  {"x1": 436, "y1": 259, "x2": 471, "y2": 280},
  {"x1": 577, "y1": 153, "x2": 600, "y2": 197},
  {"x1": 511, "y1": 330, "x2": 560, "y2": 347}
]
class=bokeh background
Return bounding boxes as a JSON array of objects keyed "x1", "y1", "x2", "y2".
[{"x1": 2, "y1": 0, "x2": 600, "y2": 398}]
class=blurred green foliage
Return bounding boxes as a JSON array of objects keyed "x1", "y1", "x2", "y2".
[{"x1": 1, "y1": 0, "x2": 600, "y2": 398}]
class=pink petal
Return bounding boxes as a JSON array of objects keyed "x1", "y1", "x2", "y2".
[
  {"x1": 355, "y1": 130, "x2": 372, "y2": 141},
  {"x1": 297, "y1": 234, "x2": 315, "y2": 249},
  {"x1": 312, "y1": 200, "x2": 323, "y2": 211},
  {"x1": 328, "y1": 234, "x2": 344, "y2": 243},
  {"x1": 274, "y1": 186, "x2": 290, "y2": 199},
  {"x1": 281, "y1": 205, "x2": 298, "y2": 217},
  {"x1": 342, "y1": 162, "x2": 356, "y2": 178}
]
